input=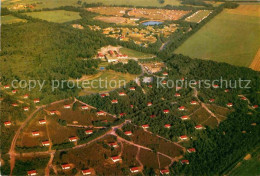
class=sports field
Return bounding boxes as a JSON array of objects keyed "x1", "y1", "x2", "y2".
[
  {"x1": 24, "y1": 10, "x2": 81, "y2": 23},
  {"x1": 175, "y1": 5, "x2": 260, "y2": 67},
  {"x1": 2, "y1": 15, "x2": 27, "y2": 24}
]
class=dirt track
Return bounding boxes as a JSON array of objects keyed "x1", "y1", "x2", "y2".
[{"x1": 250, "y1": 48, "x2": 260, "y2": 71}]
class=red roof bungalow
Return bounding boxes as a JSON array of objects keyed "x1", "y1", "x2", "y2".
[
  {"x1": 49, "y1": 111, "x2": 57, "y2": 116},
  {"x1": 160, "y1": 169, "x2": 170, "y2": 175},
  {"x1": 175, "y1": 93, "x2": 181, "y2": 97},
  {"x1": 119, "y1": 92, "x2": 126, "y2": 96},
  {"x1": 209, "y1": 99, "x2": 215, "y2": 103},
  {"x1": 179, "y1": 135, "x2": 188, "y2": 140},
  {"x1": 109, "y1": 50, "x2": 114, "y2": 55},
  {"x1": 64, "y1": 105, "x2": 71, "y2": 109},
  {"x1": 176, "y1": 86, "x2": 182, "y2": 90},
  {"x1": 82, "y1": 169, "x2": 92, "y2": 175},
  {"x1": 142, "y1": 124, "x2": 149, "y2": 129},
  {"x1": 241, "y1": 97, "x2": 247, "y2": 101},
  {"x1": 12, "y1": 103, "x2": 18, "y2": 107},
  {"x1": 164, "y1": 124, "x2": 171, "y2": 129},
  {"x1": 69, "y1": 136, "x2": 78, "y2": 142},
  {"x1": 97, "y1": 111, "x2": 106, "y2": 116},
  {"x1": 12, "y1": 90, "x2": 18, "y2": 94},
  {"x1": 224, "y1": 89, "x2": 229, "y2": 93},
  {"x1": 24, "y1": 107, "x2": 29, "y2": 111},
  {"x1": 85, "y1": 130, "x2": 93, "y2": 135},
  {"x1": 100, "y1": 93, "x2": 109, "y2": 98},
  {"x1": 111, "y1": 99, "x2": 118, "y2": 104},
  {"x1": 124, "y1": 131, "x2": 132, "y2": 136},
  {"x1": 190, "y1": 101, "x2": 198, "y2": 105},
  {"x1": 187, "y1": 148, "x2": 196, "y2": 153},
  {"x1": 119, "y1": 113, "x2": 126, "y2": 117},
  {"x1": 108, "y1": 142, "x2": 118, "y2": 148},
  {"x1": 178, "y1": 106, "x2": 185, "y2": 111},
  {"x1": 61, "y1": 164, "x2": 71, "y2": 170},
  {"x1": 181, "y1": 116, "x2": 189, "y2": 120},
  {"x1": 162, "y1": 80, "x2": 167, "y2": 85},
  {"x1": 34, "y1": 99, "x2": 40, "y2": 103},
  {"x1": 111, "y1": 156, "x2": 121, "y2": 163},
  {"x1": 148, "y1": 85, "x2": 153, "y2": 88},
  {"x1": 39, "y1": 119, "x2": 46, "y2": 125},
  {"x1": 23, "y1": 94, "x2": 29, "y2": 99},
  {"x1": 150, "y1": 115, "x2": 156, "y2": 118},
  {"x1": 42, "y1": 140, "x2": 50, "y2": 146},
  {"x1": 27, "y1": 170, "x2": 37, "y2": 176},
  {"x1": 227, "y1": 103, "x2": 233, "y2": 107},
  {"x1": 32, "y1": 131, "x2": 40, "y2": 136},
  {"x1": 252, "y1": 105, "x2": 258, "y2": 109},
  {"x1": 195, "y1": 125, "x2": 204, "y2": 130},
  {"x1": 181, "y1": 160, "x2": 190, "y2": 165},
  {"x1": 130, "y1": 105, "x2": 134, "y2": 108},
  {"x1": 81, "y1": 105, "x2": 89, "y2": 110},
  {"x1": 129, "y1": 87, "x2": 136, "y2": 91},
  {"x1": 163, "y1": 72, "x2": 168, "y2": 76},
  {"x1": 213, "y1": 84, "x2": 219, "y2": 88},
  {"x1": 4, "y1": 121, "x2": 12, "y2": 126},
  {"x1": 163, "y1": 109, "x2": 170, "y2": 114},
  {"x1": 130, "y1": 167, "x2": 140, "y2": 173},
  {"x1": 4, "y1": 85, "x2": 10, "y2": 89},
  {"x1": 147, "y1": 102, "x2": 153, "y2": 107}
]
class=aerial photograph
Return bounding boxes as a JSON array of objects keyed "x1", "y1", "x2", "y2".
[{"x1": 0, "y1": 0, "x2": 259, "y2": 175}]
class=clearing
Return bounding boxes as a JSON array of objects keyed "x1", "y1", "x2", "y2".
[{"x1": 2, "y1": 15, "x2": 27, "y2": 24}]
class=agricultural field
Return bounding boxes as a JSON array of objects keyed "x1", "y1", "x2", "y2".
[
  {"x1": 185, "y1": 10, "x2": 212, "y2": 23},
  {"x1": 2, "y1": 15, "x2": 27, "y2": 24},
  {"x1": 175, "y1": 5, "x2": 260, "y2": 67},
  {"x1": 119, "y1": 48, "x2": 155, "y2": 59},
  {"x1": 24, "y1": 10, "x2": 81, "y2": 23}
]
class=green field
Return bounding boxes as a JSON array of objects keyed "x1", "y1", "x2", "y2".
[
  {"x1": 84, "y1": 0, "x2": 181, "y2": 6},
  {"x1": 120, "y1": 47, "x2": 155, "y2": 59},
  {"x1": 24, "y1": 10, "x2": 81, "y2": 23},
  {"x1": 185, "y1": 10, "x2": 212, "y2": 23},
  {"x1": 2, "y1": 15, "x2": 27, "y2": 24},
  {"x1": 175, "y1": 6, "x2": 260, "y2": 67}
]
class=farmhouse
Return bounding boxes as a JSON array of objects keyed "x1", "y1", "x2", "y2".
[
  {"x1": 179, "y1": 135, "x2": 188, "y2": 140},
  {"x1": 130, "y1": 167, "x2": 140, "y2": 173},
  {"x1": 12, "y1": 103, "x2": 18, "y2": 107},
  {"x1": 195, "y1": 125, "x2": 204, "y2": 130},
  {"x1": 178, "y1": 106, "x2": 185, "y2": 111},
  {"x1": 4, "y1": 121, "x2": 12, "y2": 126},
  {"x1": 27, "y1": 170, "x2": 37, "y2": 176},
  {"x1": 111, "y1": 100, "x2": 118, "y2": 104},
  {"x1": 181, "y1": 160, "x2": 190, "y2": 165},
  {"x1": 163, "y1": 109, "x2": 170, "y2": 114},
  {"x1": 160, "y1": 169, "x2": 170, "y2": 175},
  {"x1": 181, "y1": 116, "x2": 190, "y2": 120},
  {"x1": 108, "y1": 142, "x2": 118, "y2": 148},
  {"x1": 142, "y1": 124, "x2": 149, "y2": 129},
  {"x1": 187, "y1": 148, "x2": 196, "y2": 153},
  {"x1": 147, "y1": 102, "x2": 153, "y2": 107},
  {"x1": 124, "y1": 131, "x2": 132, "y2": 136},
  {"x1": 227, "y1": 103, "x2": 233, "y2": 107},
  {"x1": 69, "y1": 136, "x2": 78, "y2": 142},
  {"x1": 111, "y1": 156, "x2": 121, "y2": 163},
  {"x1": 32, "y1": 131, "x2": 40, "y2": 136},
  {"x1": 39, "y1": 119, "x2": 46, "y2": 125},
  {"x1": 34, "y1": 99, "x2": 40, "y2": 103},
  {"x1": 81, "y1": 105, "x2": 89, "y2": 110},
  {"x1": 164, "y1": 124, "x2": 171, "y2": 128},
  {"x1": 4, "y1": 85, "x2": 10, "y2": 89},
  {"x1": 64, "y1": 105, "x2": 71, "y2": 109},
  {"x1": 97, "y1": 111, "x2": 106, "y2": 116},
  {"x1": 82, "y1": 169, "x2": 92, "y2": 175},
  {"x1": 12, "y1": 90, "x2": 18, "y2": 94},
  {"x1": 85, "y1": 130, "x2": 93, "y2": 135},
  {"x1": 42, "y1": 140, "x2": 50, "y2": 146},
  {"x1": 61, "y1": 164, "x2": 71, "y2": 170},
  {"x1": 23, "y1": 94, "x2": 29, "y2": 99},
  {"x1": 24, "y1": 107, "x2": 29, "y2": 111}
]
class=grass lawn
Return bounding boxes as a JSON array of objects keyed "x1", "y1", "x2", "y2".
[
  {"x1": 2, "y1": 15, "x2": 27, "y2": 24},
  {"x1": 119, "y1": 47, "x2": 155, "y2": 59},
  {"x1": 24, "y1": 10, "x2": 81, "y2": 23},
  {"x1": 175, "y1": 5, "x2": 260, "y2": 67}
]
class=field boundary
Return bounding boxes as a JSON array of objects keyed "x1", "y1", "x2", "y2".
[{"x1": 249, "y1": 48, "x2": 260, "y2": 71}]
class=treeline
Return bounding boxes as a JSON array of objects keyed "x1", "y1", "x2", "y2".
[
  {"x1": 181, "y1": 0, "x2": 213, "y2": 7},
  {"x1": 106, "y1": 60, "x2": 142, "y2": 74}
]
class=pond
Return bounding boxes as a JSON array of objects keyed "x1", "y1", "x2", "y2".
[{"x1": 141, "y1": 21, "x2": 163, "y2": 26}]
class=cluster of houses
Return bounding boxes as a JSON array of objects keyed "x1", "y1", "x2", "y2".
[{"x1": 96, "y1": 49, "x2": 129, "y2": 63}]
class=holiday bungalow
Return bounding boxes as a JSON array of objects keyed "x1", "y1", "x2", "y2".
[
  {"x1": 12, "y1": 90, "x2": 18, "y2": 94},
  {"x1": 85, "y1": 130, "x2": 93, "y2": 135},
  {"x1": 42, "y1": 140, "x2": 50, "y2": 146},
  {"x1": 195, "y1": 125, "x2": 204, "y2": 130},
  {"x1": 111, "y1": 100, "x2": 118, "y2": 104},
  {"x1": 23, "y1": 94, "x2": 29, "y2": 99},
  {"x1": 147, "y1": 102, "x2": 153, "y2": 107},
  {"x1": 160, "y1": 169, "x2": 170, "y2": 175},
  {"x1": 163, "y1": 109, "x2": 170, "y2": 114},
  {"x1": 124, "y1": 131, "x2": 132, "y2": 136},
  {"x1": 178, "y1": 106, "x2": 185, "y2": 111},
  {"x1": 64, "y1": 105, "x2": 71, "y2": 109},
  {"x1": 181, "y1": 116, "x2": 189, "y2": 120},
  {"x1": 39, "y1": 119, "x2": 46, "y2": 125},
  {"x1": 32, "y1": 131, "x2": 40, "y2": 136},
  {"x1": 190, "y1": 101, "x2": 198, "y2": 105},
  {"x1": 34, "y1": 99, "x2": 40, "y2": 103},
  {"x1": 142, "y1": 124, "x2": 149, "y2": 129},
  {"x1": 111, "y1": 156, "x2": 121, "y2": 163},
  {"x1": 81, "y1": 105, "x2": 89, "y2": 110},
  {"x1": 61, "y1": 164, "x2": 71, "y2": 170},
  {"x1": 108, "y1": 142, "x2": 118, "y2": 148},
  {"x1": 129, "y1": 87, "x2": 136, "y2": 91},
  {"x1": 119, "y1": 92, "x2": 126, "y2": 96},
  {"x1": 187, "y1": 148, "x2": 196, "y2": 153},
  {"x1": 4, "y1": 85, "x2": 10, "y2": 89},
  {"x1": 97, "y1": 111, "x2": 106, "y2": 116},
  {"x1": 181, "y1": 160, "x2": 190, "y2": 165},
  {"x1": 179, "y1": 135, "x2": 188, "y2": 140},
  {"x1": 150, "y1": 115, "x2": 156, "y2": 118},
  {"x1": 12, "y1": 103, "x2": 18, "y2": 107},
  {"x1": 227, "y1": 103, "x2": 233, "y2": 107},
  {"x1": 82, "y1": 169, "x2": 92, "y2": 175},
  {"x1": 69, "y1": 136, "x2": 78, "y2": 142},
  {"x1": 130, "y1": 167, "x2": 140, "y2": 173},
  {"x1": 24, "y1": 107, "x2": 29, "y2": 111},
  {"x1": 27, "y1": 170, "x2": 37, "y2": 176},
  {"x1": 209, "y1": 99, "x2": 215, "y2": 103},
  {"x1": 164, "y1": 124, "x2": 171, "y2": 129},
  {"x1": 4, "y1": 121, "x2": 12, "y2": 126},
  {"x1": 175, "y1": 93, "x2": 181, "y2": 97}
]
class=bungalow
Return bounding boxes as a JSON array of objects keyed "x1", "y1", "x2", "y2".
[
  {"x1": 32, "y1": 131, "x2": 40, "y2": 136},
  {"x1": 23, "y1": 94, "x2": 29, "y2": 99},
  {"x1": 81, "y1": 105, "x2": 89, "y2": 110},
  {"x1": 39, "y1": 119, "x2": 46, "y2": 125},
  {"x1": 181, "y1": 160, "x2": 190, "y2": 165},
  {"x1": 97, "y1": 111, "x2": 106, "y2": 116},
  {"x1": 27, "y1": 170, "x2": 37, "y2": 176},
  {"x1": 224, "y1": 89, "x2": 229, "y2": 93},
  {"x1": 12, "y1": 90, "x2": 18, "y2": 94},
  {"x1": 190, "y1": 101, "x2": 198, "y2": 105},
  {"x1": 162, "y1": 81, "x2": 167, "y2": 85},
  {"x1": 130, "y1": 167, "x2": 140, "y2": 173},
  {"x1": 130, "y1": 105, "x2": 134, "y2": 108},
  {"x1": 142, "y1": 124, "x2": 149, "y2": 129},
  {"x1": 181, "y1": 116, "x2": 189, "y2": 120},
  {"x1": 241, "y1": 97, "x2": 247, "y2": 101},
  {"x1": 178, "y1": 106, "x2": 185, "y2": 111},
  {"x1": 119, "y1": 92, "x2": 126, "y2": 96},
  {"x1": 42, "y1": 140, "x2": 50, "y2": 146},
  {"x1": 111, "y1": 156, "x2": 121, "y2": 163},
  {"x1": 61, "y1": 164, "x2": 71, "y2": 170},
  {"x1": 4, "y1": 85, "x2": 10, "y2": 89},
  {"x1": 164, "y1": 124, "x2": 171, "y2": 129},
  {"x1": 34, "y1": 99, "x2": 40, "y2": 103},
  {"x1": 129, "y1": 87, "x2": 136, "y2": 91},
  {"x1": 49, "y1": 111, "x2": 57, "y2": 116},
  {"x1": 97, "y1": 53, "x2": 105, "y2": 59},
  {"x1": 150, "y1": 115, "x2": 156, "y2": 118},
  {"x1": 160, "y1": 169, "x2": 170, "y2": 175},
  {"x1": 147, "y1": 102, "x2": 153, "y2": 107},
  {"x1": 119, "y1": 113, "x2": 126, "y2": 117},
  {"x1": 108, "y1": 142, "x2": 118, "y2": 148},
  {"x1": 69, "y1": 136, "x2": 78, "y2": 142},
  {"x1": 227, "y1": 103, "x2": 233, "y2": 107},
  {"x1": 12, "y1": 103, "x2": 18, "y2": 107},
  {"x1": 163, "y1": 109, "x2": 170, "y2": 114},
  {"x1": 124, "y1": 131, "x2": 132, "y2": 136},
  {"x1": 179, "y1": 135, "x2": 188, "y2": 140},
  {"x1": 209, "y1": 99, "x2": 215, "y2": 103},
  {"x1": 64, "y1": 105, "x2": 71, "y2": 109},
  {"x1": 163, "y1": 72, "x2": 168, "y2": 76},
  {"x1": 111, "y1": 100, "x2": 118, "y2": 104},
  {"x1": 85, "y1": 130, "x2": 93, "y2": 135},
  {"x1": 4, "y1": 121, "x2": 12, "y2": 126},
  {"x1": 24, "y1": 107, "x2": 29, "y2": 111},
  {"x1": 148, "y1": 85, "x2": 153, "y2": 88},
  {"x1": 176, "y1": 86, "x2": 182, "y2": 91},
  {"x1": 195, "y1": 125, "x2": 204, "y2": 130},
  {"x1": 100, "y1": 93, "x2": 109, "y2": 98},
  {"x1": 82, "y1": 169, "x2": 92, "y2": 175},
  {"x1": 175, "y1": 93, "x2": 181, "y2": 97},
  {"x1": 252, "y1": 105, "x2": 258, "y2": 109},
  {"x1": 213, "y1": 85, "x2": 219, "y2": 88},
  {"x1": 187, "y1": 148, "x2": 196, "y2": 153}
]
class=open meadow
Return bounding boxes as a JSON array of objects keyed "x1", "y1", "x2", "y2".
[
  {"x1": 2, "y1": 15, "x2": 27, "y2": 24},
  {"x1": 175, "y1": 4, "x2": 260, "y2": 68}
]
